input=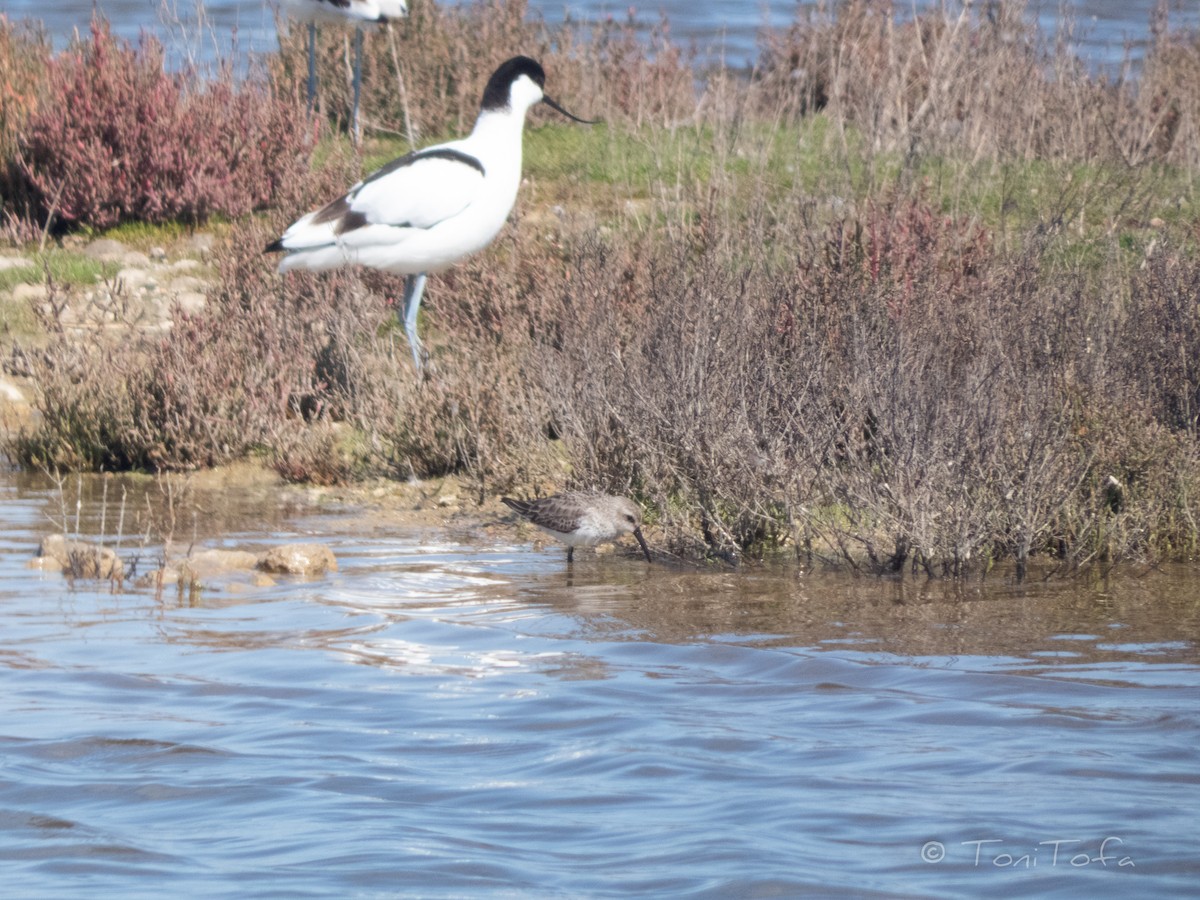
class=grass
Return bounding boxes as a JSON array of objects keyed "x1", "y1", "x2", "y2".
[
  {"x1": 0, "y1": 293, "x2": 38, "y2": 336},
  {"x1": 0, "y1": 250, "x2": 119, "y2": 292},
  {"x1": 6, "y1": 0, "x2": 1200, "y2": 577}
]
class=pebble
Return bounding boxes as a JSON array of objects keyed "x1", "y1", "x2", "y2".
[
  {"x1": 12, "y1": 282, "x2": 47, "y2": 303},
  {"x1": 0, "y1": 377, "x2": 26, "y2": 403},
  {"x1": 187, "y1": 233, "x2": 217, "y2": 257},
  {"x1": 82, "y1": 238, "x2": 128, "y2": 260},
  {"x1": 174, "y1": 292, "x2": 208, "y2": 314},
  {"x1": 116, "y1": 267, "x2": 151, "y2": 291},
  {"x1": 34, "y1": 534, "x2": 124, "y2": 580},
  {"x1": 257, "y1": 543, "x2": 338, "y2": 576},
  {"x1": 2, "y1": 231, "x2": 217, "y2": 334},
  {"x1": 167, "y1": 275, "x2": 204, "y2": 294}
]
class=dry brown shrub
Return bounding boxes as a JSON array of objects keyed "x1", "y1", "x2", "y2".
[
  {"x1": 10, "y1": 0, "x2": 1200, "y2": 577},
  {"x1": 753, "y1": 0, "x2": 1200, "y2": 170},
  {"x1": 1120, "y1": 15, "x2": 1200, "y2": 169},
  {"x1": 1114, "y1": 244, "x2": 1200, "y2": 437},
  {"x1": 520, "y1": 198, "x2": 1200, "y2": 575},
  {"x1": 271, "y1": 0, "x2": 699, "y2": 141}
]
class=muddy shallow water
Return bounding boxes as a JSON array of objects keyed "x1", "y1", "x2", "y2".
[{"x1": 1, "y1": 470, "x2": 1197, "y2": 897}]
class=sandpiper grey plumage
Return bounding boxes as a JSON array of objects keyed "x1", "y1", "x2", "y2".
[{"x1": 501, "y1": 492, "x2": 652, "y2": 563}]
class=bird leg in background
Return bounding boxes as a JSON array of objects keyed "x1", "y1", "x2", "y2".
[
  {"x1": 306, "y1": 21, "x2": 317, "y2": 115},
  {"x1": 401, "y1": 272, "x2": 427, "y2": 370}
]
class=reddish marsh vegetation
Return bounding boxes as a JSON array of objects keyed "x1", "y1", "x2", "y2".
[
  {"x1": 2, "y1": 18, "x2": 311, "y2": 235},
  {"x1": 5, "y1": 0, "x2": 1200, "y2": 576}
]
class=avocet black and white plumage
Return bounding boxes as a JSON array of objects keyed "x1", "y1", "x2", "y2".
[
  {"x1": 266, "y1": 56, "x2": 594, "y2": 369},
  {"x1": 502, "y1": 493, "x2": 652, "y2": 564},
  {"x1": 281, "y1": 0, "x2": 408, "y2": 141}
]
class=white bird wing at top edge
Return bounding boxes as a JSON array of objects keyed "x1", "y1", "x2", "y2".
[{"x1": 282, "y1": 0, "x2": 402, "y2": 25}]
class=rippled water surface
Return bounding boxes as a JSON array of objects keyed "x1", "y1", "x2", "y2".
[{"x1": 2, "y1": 472, "x2": 1198, "y2": 897}]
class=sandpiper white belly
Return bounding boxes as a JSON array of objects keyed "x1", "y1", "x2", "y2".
[{"x1": 502, "y1": 493, "x2": 653, "y2": 563}]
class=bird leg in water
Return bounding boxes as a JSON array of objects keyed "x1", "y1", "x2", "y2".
[{"x1": 400, "y1": 272, "x2": 427, "y2": 370}]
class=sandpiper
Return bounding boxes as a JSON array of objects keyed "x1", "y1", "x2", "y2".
[
  {"x1": 265, "y1": 56, "x2": 595, "y2": 370},
  {"x1": 502, "y1": 493, "x2": 652, "y2": 563}
]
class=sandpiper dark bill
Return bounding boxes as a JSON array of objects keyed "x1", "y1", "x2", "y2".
[
  {"x1": 501, "y1": 493, "x2": 652, "y2": 563},
  {"x1": 266, "y1": 55, "x2": 595, "y2": 370}
]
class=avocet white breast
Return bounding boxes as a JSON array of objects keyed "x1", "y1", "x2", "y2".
[
  {"x1": 266, "y1": 56, "x2": 595, "y2": 369},
  {"x1": 281, "y1": 0, "x2": 408, "y2": 141}
]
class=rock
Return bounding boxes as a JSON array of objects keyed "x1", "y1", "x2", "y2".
[
  {"x1": 0, "y1": 256, "x2": 33, "y2": 271},
  {"x1": 120, "y1": 251, "x2": 151, "y2": 267},
  {"x1": 186, "y1": 233, "x2": 217, "y2": 257},
  {"x1": 183, "y1": 548, "x2": 262, "y2": 576},
  {"x1": 174, "y1": 291, "x2": 207, "y2": 314},
  {"x1": 11, "y1": 282, "x2": 47, "y2": 303},
  {"x1": 257, "y1": 543, "x2": 338, "y2": 576},
  {"x1": 140, "y1": 548, "x2": 262, "y2": 587},
  {"x1": 34, "y1": 534, "x2": 124, "y2": 580},
  {"x1": 83, "y1": 238, "x2": 128, "y2": 261},
  {"x1": 150, "y1": 246, "x2": 167, "y2": 261},
  {"x1": 0, "y1": 376, "x2": 27, "y2": 403},
  {"x1": 166, "y1": 275, "x2": 204, "y2": 294},
  {"x1": 116, "y1": 267, "x2": 151, "y2": 292},
  {"x1": 169, "y1": 258, "x2": 202, "y2": 273}
]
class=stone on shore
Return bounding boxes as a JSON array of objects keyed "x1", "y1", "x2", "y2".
[
  {"x1": 140, "y1": 548, "x2": 276, "y2": 590},
  {"x1": 32, "y1": 534, "x2": 124, "y2": 580},
  {"x1": 257, "y1": 543, "x2": 338, "y2": 576},
  {"x1": 33, "y1": 528, "x2": 337, "y2": 590}
]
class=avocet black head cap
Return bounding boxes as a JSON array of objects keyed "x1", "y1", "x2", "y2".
[{"x1": 481, "y1": 56, "x2": 597, "y2": 124}]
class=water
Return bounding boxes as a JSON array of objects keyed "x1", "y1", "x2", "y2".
[
  {"x1": 1, "y1": 471, "x2": 1198, "y2": 896},
  {"x1": 2, "y1": 0, "x2": 1199, "y2": 71}
]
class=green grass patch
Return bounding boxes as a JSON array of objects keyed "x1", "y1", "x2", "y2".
[
  {"x1": 0, "y1": 293, "x2": 39, "y2": 337},
  {"x1": 102, "y1": 219, "x2": 190, "y2": 249},
  {"x1": 0, "y1": 250, "x2": 119, "y2": 292}
]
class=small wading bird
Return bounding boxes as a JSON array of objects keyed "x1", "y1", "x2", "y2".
[
  {"x1": 280, "y1": 0, "x2": 409, "y2": 142},
  {"x1": 502, "y1": 493, "x2": 652, "y2": 564},
  {"x1": 265, "y1": 56, "x2": 595, "y2": 369}
]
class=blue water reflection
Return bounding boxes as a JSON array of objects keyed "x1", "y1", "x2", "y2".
[
  {"x1": 0, "y1": 474, "x2": 1197, "y2": 896},
  {"x1": 3, "y1": 0, "x2": 1199, "y2": 71}
]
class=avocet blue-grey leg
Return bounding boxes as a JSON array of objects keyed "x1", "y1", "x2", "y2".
[
  {"x1": 401, "y1": 272, "x2": 427, "y2": 369},
  {"x1": 267, "y1": 57, "x2": 596, "y2": 373}
]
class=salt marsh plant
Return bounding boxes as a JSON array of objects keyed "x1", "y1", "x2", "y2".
[{"x1": 7, "y1": 0, "x2": 1200, "y2": 575}]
